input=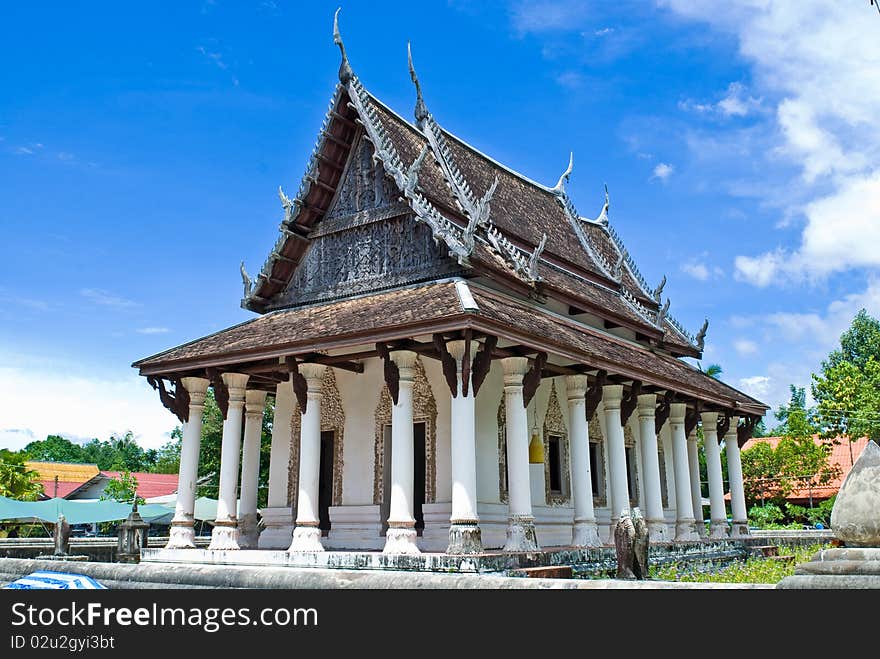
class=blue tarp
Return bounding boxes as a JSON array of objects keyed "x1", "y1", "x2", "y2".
[
  {"x1": 4, "y1": 571, "x2": 107, "y2": 589},
  {"x1": 0, "y1": 496, "x2": 173, "y2": 524}
]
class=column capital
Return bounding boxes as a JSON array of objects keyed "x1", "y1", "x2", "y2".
[
  {"x1": 725, "y1": 415, "x2": 740, "y2": 436},
  {"x1": 669, "y1": 402, "x2": 687, "y2": 423},
  {"x1": 601, "y1": 384, "x2": 624, "y2": 410},
  {"x1": 500, "y1": 356, "x2": 529, "y2": 380},
  {"x1": 245, "y1": 389, "x2": 268, "y2": 417},
  {"x1": 701, "y1": 411, "x2": 719, "y2": 428},
  {"x1": 637, "y1": 393, "x2": 657, "y2": 417},
  {"x1": 565, "y1": 374, "x2": 589, "y2": 400},
  {"x1": 181, "y1": 376, "x2": 210, "y2": 406},
  {"x1": 390, "y1": 349, "x2": 419, "y2": 373},
  {"x1": 221, "y1": 372, "x2": 250, "y2": 403},
  {"x1": 446, "y1": 339, "x2": 475, "y2": 364},
  {"x1": 299, "y1": 362, "x2": 327, "y2": 384}
]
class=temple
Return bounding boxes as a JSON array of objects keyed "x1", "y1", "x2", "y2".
[{"x1": 133, "y1": 12, "x2": 768, "y2": 558}]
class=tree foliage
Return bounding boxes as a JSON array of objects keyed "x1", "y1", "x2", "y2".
[
  {"x1": 812, "y1": 309, "x2": 880, "y2": 443},
  {"x1": 0, "y1": 449, "x2": 44, "y2": 500},
  {"x1": 100, "y1": 470, "x2": 144, "y2": 506},
  {"x1": 24, "y1": 432, "x2": 162, "y2": 472}
]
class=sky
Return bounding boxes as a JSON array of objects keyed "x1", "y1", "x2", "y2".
[{"x1": 1, "y1": 1, "x2": 879, "y2": 452}]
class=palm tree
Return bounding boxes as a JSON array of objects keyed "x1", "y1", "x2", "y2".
[
  {"x1": 698, "y1": 362, "x2": 723, "y2": 379},
  {"x1": 0, "y1": 450, "x2": 44, "y2": 500}
]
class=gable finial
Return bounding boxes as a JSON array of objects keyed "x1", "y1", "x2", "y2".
[
  {"x1": 407, "y1": 42, "x2": 428, "y2": 127},
  {"x1": 656, "y1": 298, "x2": 670, "y2": 326},
  {"x1": 240, "y1": 261, "x2": 253, "y2": 298},
  {"x1": 653, "y1": 274, "x2": 666, "y2": 304},
  {"x1": 695, "y1": 318, "x2": 709, "y2": 351},
  {"x1": 550, "y1": 152, "x2": 573, "y2": 195},
  {"x1": 333, "y1": 8, "x2": 353, "y2": 84}
]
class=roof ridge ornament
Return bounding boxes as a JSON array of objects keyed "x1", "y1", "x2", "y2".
[
  {"x1": 528, "y1": 234, "x2": 548, "y2": 281},
  {"x1": 240, "y1": 261, "x2": 253, "y2": 299},
  {"x1": 550, "y1": 152, "x2": 574, "y2": 195},
  {"x1": 652, "y1": 274, "x2": 666, "y2": 304},
  {"x1": 407, "y1": 42, "x2": 428, "y2": 127},
  {"x1": 593, "y1": 183, "x2": 610, "y2": 226},
  {"x1": 333, "y1": 8, "x2": 353, "y2": 84},
  {"x1": 279, "y1": 185, "x2": 296, "y2": 224},
  {"x1": 655, "y1": 298, "x2": 670, "y2": 326},
  {"x1": 695, "y1": 318, "x2": 709, "y2": 351}
]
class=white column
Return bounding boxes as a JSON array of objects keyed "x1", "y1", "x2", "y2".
[
  {"x1": 208, "y1": 372, "x2": 249, "y2": 550},
  {"x1": 383, "y1": 350, "x2": 420, "y2": 554},
  {"x1": 289, "y1": 363, "x2": 327, "y2": 552},
  {"x1": 702, "y1": 411, "x2": 729, "y2": 539},
  {"x1": 566, "y1": 375, "x2": 600, "y2": 547},
  {"x1": 259, "y1": 379, "x2": 295, "y2": 548},
  {"x1": 637, "y1": 393, "x2": 668, "y2": 542},
  {"x1": 670, "y1": 403, "x2": 699, "y2": 542},
  {"x1": 661, "y1": 423, "x2": 676, "y2": 512},
  {"x1": 446, "y1": 340, "x2": 482, "y2": 554},
  {"x1": 603, "y1": 384, "x2": 630, "y2": 531},
  {"x1": 238, "y1": 389, "x2": 266, "y2": 549},
  {"x1": 725, "y1": 416, "x2": 749, "y2": 537},
  {"x1": 165, "y1": 376, "x2": 210, "y2": 549},
  {"x1": 501, "y1": 356, "x2": 539, "y2": 552},
  {"x1": 687, "y1": 429, "x2": 707, "y2": 538}
]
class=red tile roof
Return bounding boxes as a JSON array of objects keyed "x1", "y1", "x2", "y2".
[
  {"x1": 738, "y1": 435, "x2": 871, "y2": 502},
  {"x1": 100, "y1": 471, "x2": 178, "y2": 499}
]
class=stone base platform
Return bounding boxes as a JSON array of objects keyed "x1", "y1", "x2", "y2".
[
  {"x1": 777, "y1": 547, "x2": 880, "y2": 589},
  {"x1": 141, "y1": 538, "x2": 753, "y2": 575}
]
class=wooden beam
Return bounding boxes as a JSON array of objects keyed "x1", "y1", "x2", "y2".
[
  {"x1": 330, "y1": 110, "x2": 357, "y2": 129},
  {"x1": 568, "y1": 305, "x2": 587, "y2": 316},
  {"x1": 316, "y1": 153, "x2": 346, "y2": 171},
  {"x1": 301, "y1": 352, "x2": 365, "y2": 373},
  {"x1": 604, "y1": 320, "x2": 622, "y2": 330},
  {"x1": 322, "y1": 131, "x2": 352, "y2": 149}
]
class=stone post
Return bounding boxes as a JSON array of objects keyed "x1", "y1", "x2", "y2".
[
  {"x1": 446, "y1": 340, "x2": 482, "y2": 554},
  {"x1": 290, "y1": 363, "x2": 327, "y2": 552},
  {"x1": 686, "y1": 429, "x2": 707, "y2": 538},
  {"x1": 501, "y1": 356, "x2": 539, "y2": 552},
  {"x1": 702, "y1": 411, "x2": 729, "y2": 539},
  {"x1": 166, "y1": 376, "x2": 209, "y2": 549},
  {"x1": 670, "y1": 403, "x2": 699, "y2": 542},
  {"x1": 603, "y1": 384, "x2": 630, "y2": 531},
  {"x1": 637, "y1": 393, "x2": 668, "y2": 541},
  {"x1": 208, "y1": 372, "x2": 249, "y2": 550},
  {"x1": 566, "y1": 375, "x2": 601, "y2": 547},
  {"x1": 238, "y1": 389, "x2": 266, "y2": 549},
  {"x1": 259, "y1": 379, "x2": 295, "y2": 548},
  {"x1": 383, "y1": 351, "x2": 420, "y2": 554},
  {"x1": 725, "y1": 416, "x2": 749, "y2": 537}
]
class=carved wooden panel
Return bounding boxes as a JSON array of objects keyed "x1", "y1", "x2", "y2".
[
  {"x1": 325, "y1": 132, "x2": 397, "y2": 222},
  {"x1": 286, "y1": 368, "x2": 345, "y2": 510},
  {"x1": 543, "y1": 381, "x2": 570, "y2": 506},
  {"x1": 372, "y1": 357, "x2": 437, "y2": 505}
]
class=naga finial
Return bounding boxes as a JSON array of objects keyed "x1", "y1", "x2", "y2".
[
  {"x1": 550, "y1": 152, "x2": 574, "y2": 195},
  {"x1": 591, "y1": 183, "x2": 610, "y2": 225},
  {"x1": 653, "y1": 274, "x2": 666, "y2": 304},
  {"x1": 407, "y1": 42, "x2": 428, "y2": 127},
  {"x1": 656, "y1": 298, "x2": 670, "y2": 326},
  {"x1": 695, "y1": 318, "x2": 709, "y2": 351},
  {"x1": 240, "y1": 261, "x2": 253, "y2": 298},
  {"x1": 528, "y1": 233, "x2": 548, "y2": 281},
  {"x1": 613, "y1": 250, "x2": 624, "y2": 281},
  {"x1": 333, "y1": 8, "x2": 353, "y2": 84}
]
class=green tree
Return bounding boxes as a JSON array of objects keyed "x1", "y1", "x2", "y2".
[
  {"x1": 100, "y1": 470, "x2": 144, "y2": 506},
  {"x1": 0, "y1": 450, "x2": 44, "y2": 500},
  {"x1": 698, "y1": 363, "x2": 723, "y2": 378},
  {"x1": 23, "y1": 435, "x2": 85, "y2": 463},
  {"x1": 812, "y1": 309, "x2": 880, "y2": 443},
  {"x1": 151, "y1": 433, "x2": 182, "y2": 474}
]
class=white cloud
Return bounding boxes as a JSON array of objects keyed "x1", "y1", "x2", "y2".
[
  {"x1": 14, "y1": 147, "x2": 33, "y2": 155},
  {"x1": 79, "y1": 288, "x2": 139, "y2": 309},
  {"x1": 0, "y1": 361, "x2": 178, "y2": 452},
  {"x1": 660, "y1": 1, "x2": 880, "y2": 286},
  {"x1": 136, "y1": 327, "x2": 170, "y2": 334},
  {"x1": 733, "y1": 339, "x2": 758, "y2": 356},
  {"x1": 680, "y1": 82, "x2": 762, "y2": 118},
  {"x1": 594, "y1": 27, "x2": 615, "y2": 36},
  {"x1": 651, "y1": 162, "x2": 674, "y2": 181},
  {"x1": 681, "y1": 261, "x2": 709, "y2": 281},
  {"x1": 739, "y1": 375, "x2": 770, "y2": 399},
  {"x1": 555, "y1": 71, "x2": 584, "y2": 89},
  {"x1": 511, "y1": 0, "x2": 588, "y2": 34}
]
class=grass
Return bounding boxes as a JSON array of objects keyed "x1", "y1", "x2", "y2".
[{"x1": 649, "y1": 543, "x2": 830, "y2": 584}]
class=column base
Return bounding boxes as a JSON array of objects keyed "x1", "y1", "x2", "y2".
[
  {"x1": 208, "y1": 520, "x2": 240, "y2": 550},
  {"x1": 503, "y1": 515, "x2": 539, "y2": 552},
  {"x1": 288, "y1": 524, "x2": 325, "y2": 552},
  {"x1": 447, "y1": 520, "x2": 483, "y2": 554},
  {"x1": 258, "y1": 507, "x2": 294, "y2": 549},
  {"x1": 674, "y1": 520, "x2": 700, "y2": 543},
  {"x1": 730, "y1": 521, "x2": 750, "y2": 538},
  {"x1": 164, "y1": 520, "x2": 196, "y2": 549},
  {"x1": 383, "y1": 523, "x2": 420, "y2": 555},
  {"x1": 238, "y1": 513, "x2": 259, "y2": 549},
  {"x1": 571, "y1": 520, "x2": 602, "y2": 548},
  {"x1": 709, "y1": 520, "x2": 729, "y2": 540},
  {"x1": 696, "y1": 520, "x2": 708, "y2": 538},
  {"x1": 647, "y1": 520, "x2": 670, "y2": 543}
]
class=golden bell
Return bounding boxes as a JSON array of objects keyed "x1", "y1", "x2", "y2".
[{"x1": 528, "y1": 430, "x2": 544, "y2": 463}]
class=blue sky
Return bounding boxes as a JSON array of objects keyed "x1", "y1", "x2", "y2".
[{"x1": 2, "y1": 1, "x2": 879, "y2": 450}]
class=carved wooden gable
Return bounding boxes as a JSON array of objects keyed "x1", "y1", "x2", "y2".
[{"x1": 275, "y1": 132, "x2": 464, "y2": 308}]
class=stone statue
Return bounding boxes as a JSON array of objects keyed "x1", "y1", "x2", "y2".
[
  {"x1": 614, "y1": 510, "x2": 636, "y2": 579},
  {"x1": 614, "y1": 508, "x2": 650, "y2": 580},
  {"x1": 53, "y1": 513, "x2": 71, "y2": 557}
]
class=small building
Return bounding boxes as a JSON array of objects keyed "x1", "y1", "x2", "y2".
[
  {"x1": 133, "y1": 14, "x2": 768, "y2": 556},
  {"x1": 738, "y1": 435, "x2": 870, "y2": 506},
  {"x1": 25, "y1": 462, "x2": 178, "y2": 502}
]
